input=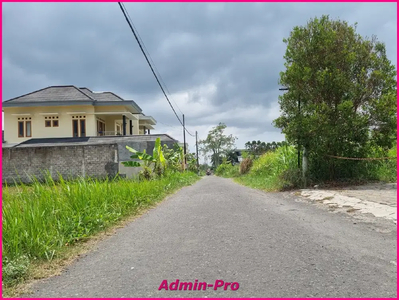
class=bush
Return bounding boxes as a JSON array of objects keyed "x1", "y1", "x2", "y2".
[
  {"x1": 279, "y1": 168, "x2": 303, "y2": 190},
  {"x1": 139, "y1": 166, "x2": 154, "y2": 180},
  {"x1": 308, "y1": 144, "x2": 397, "y2": 182},
  {"x1": 239, "y1": 158, "x2": 253, "y2": 174},
  {"x1": 250, "y1": 146, "x2": 297, "y2": 177},
  {"x1": 236, "y1": 146, "x2": 298, "y2": 191},
  {"x1": 368, "y1": 146, "x2": 396, "y2": 182},
  {"x1": 215, "y1": 163, "x2": 239, "y2": 178}
]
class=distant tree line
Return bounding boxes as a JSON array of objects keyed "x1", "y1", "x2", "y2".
[{"x1": 244, "y1": 140, "x2": 289, "y2": 156}]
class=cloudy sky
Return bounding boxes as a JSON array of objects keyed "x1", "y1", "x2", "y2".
[{"x1": 2, "y1": 2, "x2": 397, "y2": 154}]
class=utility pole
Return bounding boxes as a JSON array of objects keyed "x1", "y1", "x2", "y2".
[
  {"x1": 195, "y1": 131, "x2": 200, "y2": 174},
  {"x1": 302, "y1": 146, "x2": 308, "y2": 187},
  {"x1": 279, "y1": 87, "x2": 300, "y2": 169},
  {"x1": 297, "y1": 94, "x2": 301, "y2": 169},
  {"x1": 183, "y1": 114, "x2": 187, "y2": 170}
]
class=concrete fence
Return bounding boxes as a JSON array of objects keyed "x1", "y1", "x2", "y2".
[
  {"x1": 2, "y1": 135, "x2": 178, "y2": 184},
  {"x1": 2, "y1": 144, "x2": 118, "y2": 184}
]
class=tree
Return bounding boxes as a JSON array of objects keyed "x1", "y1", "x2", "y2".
[
  {"x1": 245, "y1": 140, "x2": 284, "y2": 156},
  {"x1": 199, "y1": 123, "x2": 237, "y2": 169},
  {"x1": 225, "y1": 149, "x2": 239, "y2": 165},
  {"x1": 273, "y1": 15, "x2": 397, "y2": 179}
]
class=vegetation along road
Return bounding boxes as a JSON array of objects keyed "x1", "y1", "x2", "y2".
[{"x1": 26, "y1": 176, "x2": 396, "y2": 298}]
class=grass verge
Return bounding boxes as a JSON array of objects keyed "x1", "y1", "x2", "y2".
[
  {"x1": 232, "y1": 146, "x2": 298, "y2": 191},
  {"x1": 216, "y1": 145, "x2": 396, "y2": 192},
  {"x1": 2, "y1": 171, "x2": 199, "y2": 296}
]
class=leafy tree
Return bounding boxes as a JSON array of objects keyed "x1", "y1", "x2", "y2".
[
  {"x1": 273, "y1": 15, "x2": 397, "y2": 180},
  {"x1": 225, "y1": 149, "x2": 239, "y2": 165},
  {"x1": 199, "y1": 123, "x2": 237, "y2": 169}
]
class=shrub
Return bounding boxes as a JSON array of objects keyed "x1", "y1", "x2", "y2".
[
  {"x1": 308, "y1": 143, "x2": 397, "y2": 182},
  {"x1": 236, "y1": 146, "x2": 298, "y2": 191},
  {"x1": 139, "y1": 166, "x2": 153, "y2": 180},
  {"x1": 279, "y1": 168, "x2": 303, "y2": 190},
  {"x1": 239, "y1": 158, "x2": 253, "y2": 174},
  {"x1": 241, "y1": 151, "x2": 249, "y2": 159},
  {"x1": 215, "y1": 163, "x2": 239, "y2": 178}
]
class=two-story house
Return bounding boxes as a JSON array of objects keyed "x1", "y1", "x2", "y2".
[{"x1": 2, "y1": 85, "x2": 156, "y2": 145}]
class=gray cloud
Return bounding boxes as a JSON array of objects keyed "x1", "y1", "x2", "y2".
[{"x1": 2, "y1": 2, "x2": 397, "y2": 150}]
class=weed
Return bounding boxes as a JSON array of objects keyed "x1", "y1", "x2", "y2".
[
  {"x1": 239, "y1": 158, "x2": 253, "y2": 175},
  {"x1": 215, "y1": 163, "x2": 239, "y2": 178},
  {"x1": 2, "y1": 256, "x2": 30, "y2": 285}
]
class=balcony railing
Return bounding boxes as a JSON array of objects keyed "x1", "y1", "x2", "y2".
[
  {"x1": 97, "y1": 131, "x2": 152, "y2": 137},
  {"x1": 97, "y1": 131, "x2": 123, "y2": 136}
]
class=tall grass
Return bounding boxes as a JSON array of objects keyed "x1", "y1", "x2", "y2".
[
  {"x1": 236, "y1": 145, "x2": 298, "y2": 191},
  {"x1": 2, "y1": 172, "x2": 199, "y2": 285},
  {"x1": 222, "y1": 144, "x2": 396, "y2": 191},
  {"x1": 363, "y1": 146, "x2": 397, "y2": 182},
  {"x1": 215, "y1": 163, "x2": 240, "y2": 178}
]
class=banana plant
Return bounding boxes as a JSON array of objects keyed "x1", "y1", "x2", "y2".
[
  {"x1": 153, "y1": 138, "x2": 166, "y2": 169},
  {"x1": 121, "y1": 147, "x2": 154, "y2": 167},
  {"x1": 122, "y1": 138, "x2": 166, "y2": 174}
]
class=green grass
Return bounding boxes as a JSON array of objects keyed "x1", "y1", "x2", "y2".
[
  {"x1": 218, "y1": 144, "x2": 396, "y2": 192},
  {"x1": 236, "y1": 174, "x2": 284, "y2": 191},
  {"x1": 235, "y1": 146, "x2": 299, "y2": 191},
  {"x1": 2, "y1": 171, "x2": 199, "y2": 286},
  {"x1": 215, "y1": 163, "x2": 240, "y2": 178},
  {"x1": 364, "y1": 146, "x2": 397, "y2": 182}
]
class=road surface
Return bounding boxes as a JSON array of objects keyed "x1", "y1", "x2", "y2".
[{"x1": 27, "y1": 176, "x2": 397, "y2": 298}]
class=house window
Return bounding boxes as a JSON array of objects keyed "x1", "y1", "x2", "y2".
[
  {"x1": 72, "y1": 119, "x2": 79, "y2": 137},
  {"x1": 97, "y1": 120, "x2": 105, "y2": 136},
  {"x1": 45, "y1": 116, "x2": 59, "y2": 127},
  {"x1": 18, "y1": 121, "x2": 24, "y2": 137},
  {"x1": 72, "y1": 116, "x2": 86, "y2": 137},
  {"x1": 26, "y1": 121, "x2": 32, "y2": 137},
  {"x1": 18, "y1": 118, "x2": 32, "y2": 138},
  {"x1": 116, "y1": 124, "x2": 122, "y2": 135},
  {"x1": 80, "y1": 119, "x2": 86, "y2": 137}
]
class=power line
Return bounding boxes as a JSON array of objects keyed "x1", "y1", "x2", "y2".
[
  {"x1": 118, "y1": 2, "x2": 183, "y2": 126},
  {"x1": 120, "y1": 3, "x2": 184, "y2": 115},
  {"x1": 158, "y1": 121, "x2": 180, "y2": 128},
  {"x1": 119, "y1": 3, "x2": 193, "y2": 137},
  {"x1": 119, "y1": 2, "x2": 192, "y2": 137}
]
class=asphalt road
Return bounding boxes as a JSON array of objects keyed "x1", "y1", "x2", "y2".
[{"x1": 27, "y1": 176, "x2": 397, "y2": 298}]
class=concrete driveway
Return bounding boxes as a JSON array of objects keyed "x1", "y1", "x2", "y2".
[
  {"x1": 26, "y1": 176, "x2": 397, "y2": 298},
  {"x1": 299, "y1": 182, "x2": 397, "y2": 224}
]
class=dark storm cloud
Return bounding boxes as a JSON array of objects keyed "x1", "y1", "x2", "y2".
[{"x1": 2, "y1": 2, "x2": 396, "y2": 147}]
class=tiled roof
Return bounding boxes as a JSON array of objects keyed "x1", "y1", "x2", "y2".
[
  {"x1": 79, "y1": 88, "x2": 124, "y2": 102},
  {"x1": 3, "y1": 86, "x2": 95, "y2": 103},
  {"x1": 3, "y1": 85, "x2": 132, "y2": 103},
  {"x1": 3, "y1": 85, "x2": 143, "y2": 113}
]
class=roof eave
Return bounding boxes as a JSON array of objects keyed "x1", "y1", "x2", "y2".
[
  {"x1": 2, "y1": 101, "x2": 94, "y2": 108},
  {"x1": 2, "y1": 100, "x2": 143, "y2": 113},
  {"x1": 139, "y1": 116, "x2": 157, "y2": 125},
  {"x1": 94, "y1": 101, "x2": 142, "y2": 113}
]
